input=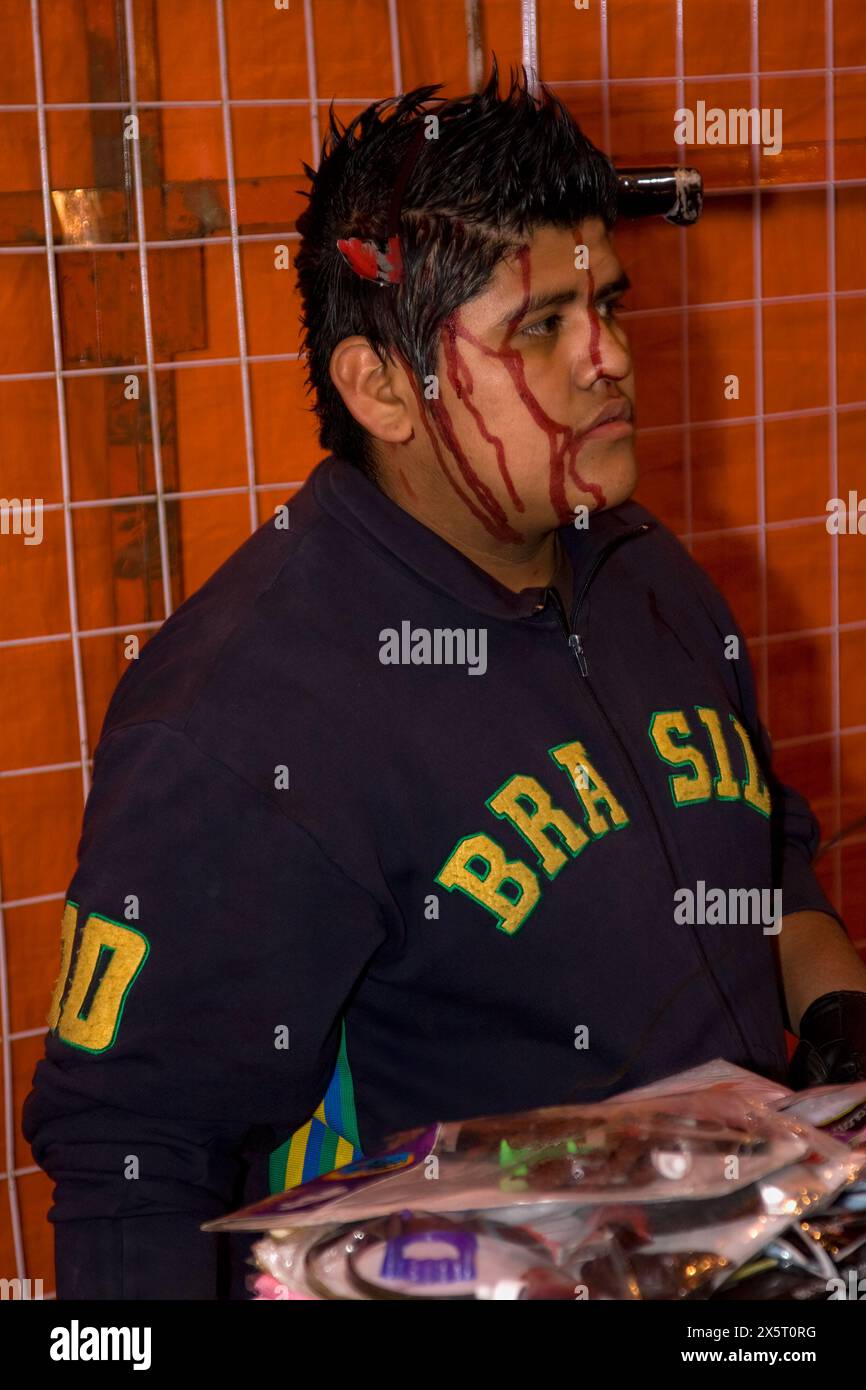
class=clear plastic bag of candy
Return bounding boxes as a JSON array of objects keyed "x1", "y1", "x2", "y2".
[
  {"x1": 382, "y1": 1088, "x2": 812, "y2": 1206},
  {"x1": 246, "y1": 1129, "x2": 855, "y2": 1301},
  {"x1": 208, "y1": 1079, "x2": 857, "y2": 1237},
  {"x1": 240, "y1": 1097, "x2": 860, "y2": 1300},
  {"x1": 206, "y1": 1060, "x2": 864, "y2": 1298}
]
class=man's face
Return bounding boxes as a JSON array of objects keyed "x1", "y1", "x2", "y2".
[{"x1": 396, "y1": 217, "x2": 637, "y2": 545}]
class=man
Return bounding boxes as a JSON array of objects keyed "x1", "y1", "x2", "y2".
[{"x1": 24, "y1": 66, "x2": 866, "y2": 1301}]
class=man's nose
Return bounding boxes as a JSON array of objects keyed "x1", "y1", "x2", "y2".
[{"x1": 572, "y1": 310, "x2": 632, "y2": 387}]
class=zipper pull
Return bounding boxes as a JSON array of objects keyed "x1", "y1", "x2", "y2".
[{"x1": 569, "y1": 633, "x2": 588, "y2": 677}]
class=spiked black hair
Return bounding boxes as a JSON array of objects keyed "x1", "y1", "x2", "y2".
[{"x1": 294, "y1": 60, "x2": 620, "y2": 481}]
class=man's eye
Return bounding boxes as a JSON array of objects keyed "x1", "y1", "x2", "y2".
[
  {"x1": 597, "y1": 296, "x2": 624, "y2": 321},
  {"x1": 521, "y1": 312, "x2": 564, "y2": 339}
]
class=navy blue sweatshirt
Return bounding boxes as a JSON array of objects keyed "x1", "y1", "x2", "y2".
[{"x1": 23, "y1": 454, "x2": 843, "y2": 1299}]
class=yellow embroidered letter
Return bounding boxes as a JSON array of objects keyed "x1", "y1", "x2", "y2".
[
  {"x1": 547, "y1": 741, "x2": 629, "y2": 834},
  {"x1": 50, "y1": 906, "x2": 150, "y2": 1053},
  {"x1": 694, "y1": 706, "x2": 741, "y2": 800},
  {"x1": 435, "y1": 833, "x2": 541, "y2": 934},
  {"x1": 728, "y1": 714, "x2": 772, "y2": 817},
  {"x1": 648, "y1": 710, "x2": 713, "y2": 806},
  {"x1": 486, "y1": 775, "x2": 589, "y2": 878},
  {"x1": 47, "y1": 900, "x2": 78, "y2": 1031}
]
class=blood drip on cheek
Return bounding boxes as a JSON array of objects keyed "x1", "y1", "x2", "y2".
[
  {"x1": 441, "y1": 315, "x2": 524, "y2": 512},
  {"x1": 448, "y1": 243, "x2": 607, "y2": 522},
  {"x1": 399, "y1": 353, "x2": 524, "y2": 544},
  {"x1": 398, "y1": 467, "x2": 417, "y2": 500}
]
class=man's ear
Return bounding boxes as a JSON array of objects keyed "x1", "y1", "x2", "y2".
[{"x1": 329, "y1": 336, "x2": 415, "y2": 445}]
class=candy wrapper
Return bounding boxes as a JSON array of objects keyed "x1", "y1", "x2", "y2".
[
  {"x1": 776, "y1": 1081, "x2": 866, "y2": 1148},
  {"x1": 713, "y1": 1204, "x2": 866, "y2": 1299}
]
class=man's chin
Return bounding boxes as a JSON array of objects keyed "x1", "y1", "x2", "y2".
[
  {"x1": 560, "y1": 471, "x2": 635, "y2": 521},
  {"x1": 588, "y1": 445, "x2": 639, "y2": 511}
]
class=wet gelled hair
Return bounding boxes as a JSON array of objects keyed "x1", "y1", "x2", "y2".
[{"x1": 294, "y1": 60, "x2": 620, "y2": 481}]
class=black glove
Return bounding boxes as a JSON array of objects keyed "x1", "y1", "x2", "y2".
[{"x1": 788, "y1": 990, "x2": 866, "y2": 1090}]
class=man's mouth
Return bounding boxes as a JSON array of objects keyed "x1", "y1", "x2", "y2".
[{"x1": 579, "y1": 398, "x2": 634, "y2": 440}]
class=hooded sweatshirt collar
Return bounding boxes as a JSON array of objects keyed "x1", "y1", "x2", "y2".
[{"x1": 313, "y1": 455, "x2": 650, "y2": 623}]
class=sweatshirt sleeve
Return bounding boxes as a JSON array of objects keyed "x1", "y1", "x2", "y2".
[
  {"x1": 688, "y1": 558, "x2": 847, "y2": 933},
  {"x1": 22, "y1": 719, "x2": 386, "y2": 1300}
]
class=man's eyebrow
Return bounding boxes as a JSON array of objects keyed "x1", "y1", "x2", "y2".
[
  {"x1": 595, "y1": 271, "x2": 632, "y2": 300},
  {"x1": 493, "y1": 271, "x2": 632, "y2": 331},
  {"x1": 494, "y1": 288, "x2": 578, "y2": 331}
]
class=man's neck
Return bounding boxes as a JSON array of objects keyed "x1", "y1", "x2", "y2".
[
  {"x1": 459, "y1": 529, "x2": 564, "y2": 597},
  {"x1": 375, "y1": 465, "x2": 564, "y2": 596}
]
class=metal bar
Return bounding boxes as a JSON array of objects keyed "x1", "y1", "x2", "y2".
[
  {"x1": 675, "y1": 2, "x2": 693, "y2": 554},
  {"x1": 29, "y1": 0, "x2": 92, "y2": 809},
  {"x1": 302, "y1": 0, "x2": 320, "y2": 164},
  {"x1": 825, "y1": 0, "x2": 843, "y2": 905},
  {"x1": 215, "y1": 0, "x2": 259, "y2": 534},
  {"x1": 0, "y1": 232, "x2": 302, "y2": 257},
  {"x1": 0, "y1": 97, "x2": 403, "y2": 111},
  {"x1": 388, "y1": 0, "x2": 404, "y2": 94},
  {"x1": 465, "y1": 0, "x2": 483, "y2": 91},
  {"x1": 121, "y1": 0, "x2": 175, "y2": 620},
  {"x1": 521, "y1": 0, "x2": 539, "y2": 95},
  {"x1": 599, "y1": 0, "x2": 611, "y2": 155},
  {"x1": 0, "y1": 855, "x2": 23, "y2": 1279},
  {"x1": 0, "y1": 352, "x2": 304, "y2": 381}
]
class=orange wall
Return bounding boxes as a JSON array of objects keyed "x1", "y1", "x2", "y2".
[{"x1": 0, "y1": 0, "x2": 864, "y2": 1294}]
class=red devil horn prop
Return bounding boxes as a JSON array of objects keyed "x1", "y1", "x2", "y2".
[{"x1": 336, "y1": 234, "x2": 404, "y2": 286}]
